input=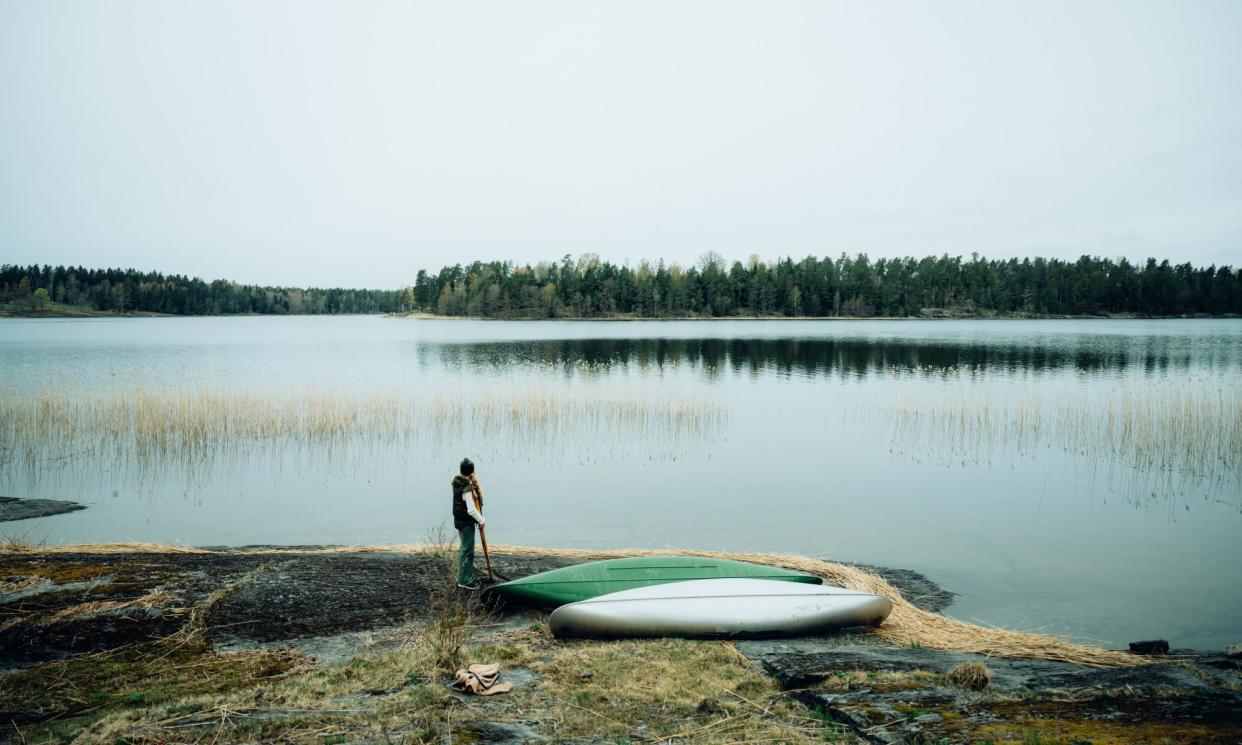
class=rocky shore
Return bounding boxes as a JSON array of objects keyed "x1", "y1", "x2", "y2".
[
  {"x1": 742, "y1": 640, "x2": 1241, "y2": 743},
  {"x1": 2, "y1": 546, "x2": 1239, "y2": 743},
  {"x1": 0, "y1": 497, "x2": 85, "y2": 523}
]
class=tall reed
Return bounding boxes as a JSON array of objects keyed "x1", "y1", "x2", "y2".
[
  {"x1": 883, "y1": 372, "x2": 1242, "y2": 502},
  {"x1": 0, "y1": 386, "x2": 727, "y2": 487}
]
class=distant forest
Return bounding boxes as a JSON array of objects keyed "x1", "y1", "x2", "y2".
[
  {"x1": 414, "y1": 253, "x2": 1241, "y2": 318},
  {"x1": 3, "y1": 253, "x2": 1240, "y2": 318},
  {"x1": 0, "y1": 265, "x2": 397, "y2": 315}
]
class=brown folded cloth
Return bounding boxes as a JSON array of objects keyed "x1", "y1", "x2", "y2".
[{"x1": 451, "y1": 662, "x2": 513, "y2": 696}]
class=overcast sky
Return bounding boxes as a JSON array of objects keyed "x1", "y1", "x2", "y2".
[{"x1": 2, "y1": 1, "x2": 1239, "y2": 288}]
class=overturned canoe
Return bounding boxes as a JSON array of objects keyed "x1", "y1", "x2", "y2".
[
  {"x1": 548, "y1": 578, "x2": 892, "y2": 639},
  {"x1": 487, "y1": 556, "x2": 822, "y2": 609}
]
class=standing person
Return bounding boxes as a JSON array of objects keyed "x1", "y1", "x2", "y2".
[{"x1": 451, "y1": 458, "x2": 486, "y2": 590}]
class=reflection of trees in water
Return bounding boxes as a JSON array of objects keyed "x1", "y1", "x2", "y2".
[{"x1": 422, "y1": 336, "x2": 1223, "y2": 380}]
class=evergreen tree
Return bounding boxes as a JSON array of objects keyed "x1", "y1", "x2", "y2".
[{"x1": 3, "y1": 254, "x2": 1239, "y2": 318}]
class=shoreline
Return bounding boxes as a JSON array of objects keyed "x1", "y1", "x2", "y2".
[
  {"x1": 390, "y1": 311, "x2": 1242, "y2": 322},
  {"x1": 0, "y1": 543, "x2": 956, "y2": 668},
  {"x1": 3, "y1": 307, "x2": 1237, "y2": 321},
  {"x1": 2, "y1": 544, "x2": 1238, "y2": 743},
  {"x1": 0, "y1": 308, "x2": 382, "y2": 319}
]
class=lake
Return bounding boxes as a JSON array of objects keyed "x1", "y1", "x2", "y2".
[{"x1": 1, "y1": 316, "x2": 1239, "y2": 650}]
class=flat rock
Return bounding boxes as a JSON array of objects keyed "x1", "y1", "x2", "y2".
[
  {"x1": 501, "y1": 666, "x2": 539, "y2": 688},
  {"x1": 771, "y1": 645, "x2": 1242, "y2": 744},
  {"x1": 1130, "y1": 639, "x2": 1170, "y2": 655},
  {"x1": 0, "y1": 497, "x2": 86, "y2": 523},
  {"x1": 737, "y1": 640, "x2": 1209, "y2": 692},
  {"x1": 451, "y1": 721, "x2": 544, "y2": 743},
  {"x1": 0, "y1": 549, "x2": 580, "y2": 667},
  {"x1": 791, "y1": 686, "x2": 1242, "y2": 745},
  {"x1": 204, "y1": 553, "x2": 443, "y2": 643},
  {"x1": 792, "y1": 688, "x2": 959, "y2": 745},
  {"x1": 211, "y1": 624, "x2": 409, "y2": 664},
  {"x1": 845, "y1": 562, "x2": 956, "y2": 613}
]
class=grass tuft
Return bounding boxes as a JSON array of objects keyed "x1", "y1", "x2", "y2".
[
  {"x1": 0, "y1": 529, "x2": 44, "y2": 553},
  {"x1": 404, "y1": 524, "x2": 490, "y2": 675},
  {"x1": 946, "y1": 660, "x2": 993, "y2": 691}
]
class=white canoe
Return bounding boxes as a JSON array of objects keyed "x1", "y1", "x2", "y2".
[{"x1": 548, "y1": 578, "x2": 892, "y2": 639}]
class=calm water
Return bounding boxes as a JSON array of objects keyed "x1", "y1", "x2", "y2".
[{"x1": 2, "y1": 316, "x2": 1240, "y2": 650}]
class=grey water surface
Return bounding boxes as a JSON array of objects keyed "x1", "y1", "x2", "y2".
[{"x1": 1, "y1": 316, "x2": 1239, "y2": 650}]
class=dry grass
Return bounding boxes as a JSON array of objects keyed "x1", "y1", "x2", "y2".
[
  {"x1": 66, "y1": 628, "x2": 469, "y2": 743},
  {"x1": 527, "y1": 636, "x2": 834, "y2": 743},
  {"x1": 0, "y1": 575, "x2": 45, "y2": 595},
  {"x1": 405, "y1": 526, "x2": 490, "y2": 674},
  {"x1": 5, "y1": 541, "x2": 208, "y2": 555},
  {"x1": 0, "y1": 386, "x2": 727, "y2": 486},
  {"x1": 69, "y1": 621, "x2": 836, "y2": 745},
  {"x1": 482, "y1": 546, "x2": 1151, "y2": 668},
  {"x1": 2, "y1": 644, "x2": 308, "y2": 742},
  {"x1": 38, "y1": 588, "x2": 177, "y2": 626},
  {"x1": 150, "y1": 545, "x2": 1164, "y2": 667},
  {"x1": 18, "y1": 542, "x2": 1150, "y2": 667},
  {"x1": 947, "y1": 660, "x2": 993, "y2": 690},
  {"x1": 0, "y1": 528, "x2": 45, "y2": 552},
  {"x1": 6, "y1": 543, "x2": 1176, "y2": 744},
  {"x1": 1, "y1": 563, "x2": 311, "y2": 742}
]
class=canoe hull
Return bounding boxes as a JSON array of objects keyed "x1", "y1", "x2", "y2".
[
  {"x1": 548, "y1": 578, "x2": 893, "y2": 639},
  {"x1": 488, "y1": 556, "x2": 822, "y2": 609}
]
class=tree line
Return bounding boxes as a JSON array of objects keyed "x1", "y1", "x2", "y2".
[
  {"x1": 3, "y1": 253, "x2": 1240, "y2": 318},
  {"x1": 413, "y1": 253, "x2": 1241, "y2": 318},
  {"x1": 0, "y1": 265, "x2": 399, "y2": 315}
]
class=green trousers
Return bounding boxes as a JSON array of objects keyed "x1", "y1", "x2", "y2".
[{"x1": 456, "y1": 524, "x2": 476, "y2": 586}]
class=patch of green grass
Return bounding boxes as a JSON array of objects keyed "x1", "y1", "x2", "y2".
[
  {"x1": 404, "y1": 684, "x2": 440, "y2": 707},
  {"x1": 114, "y1": 691, "x2": 151, "y2": 706},
  {"x1": 809, "y1": 705, "x2": 841, "y2": 726}
]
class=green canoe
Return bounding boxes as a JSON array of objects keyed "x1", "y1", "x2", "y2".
[{"x1": 487, "y1": 556, "x2": 823, "y2": 609}]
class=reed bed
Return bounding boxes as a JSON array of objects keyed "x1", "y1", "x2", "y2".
[
  {"x1": 884, "y1": 374, "x2": 1242, "y2": 500},
  {"x1": 0, "y1": 386, "x2": 726, "y2": 486},
  {"x1": 21, "y1": 542, "x2": 1147, "y2": 667}
]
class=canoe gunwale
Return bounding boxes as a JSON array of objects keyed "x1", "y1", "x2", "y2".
[{"x1": 488, "y1": 555, "x2": 825, "y2": 608}]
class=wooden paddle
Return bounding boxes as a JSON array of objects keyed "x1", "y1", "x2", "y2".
[{"x1": 468, "y1": 473, "x2": 495, "y2": 582}]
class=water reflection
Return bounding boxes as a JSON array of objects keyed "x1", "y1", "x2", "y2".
[
  {"x1": 419, "y1": 335, "x2": 1229, "y2": 380},
  {"x1": 3, "y1": 317, "x2": 1240, "y2": 649}
]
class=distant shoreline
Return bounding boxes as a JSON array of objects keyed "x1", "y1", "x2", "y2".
[
  {"x1": 3, "y1": 307, "x2": 1238, "y2": 321},
  {"x1": 385, "y1": 310, "x2": 1240, "y2": 322},
  {"x1": 0, "y1": 305, "x2": 172, "y2": 318},
  {"x1": 0, "y1": 307, "x2": 378, "y2": 319}
]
